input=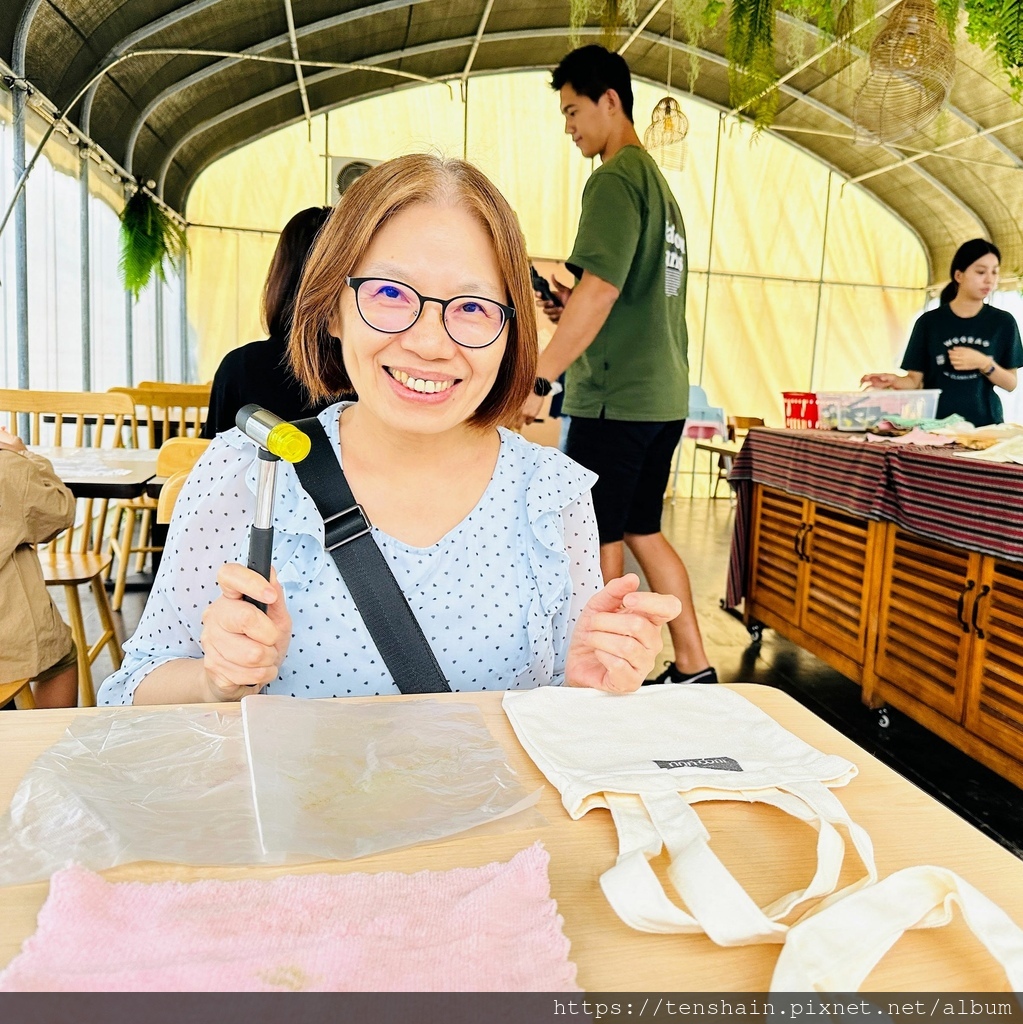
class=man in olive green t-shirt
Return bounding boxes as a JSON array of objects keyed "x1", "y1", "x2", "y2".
[{"x1": 519, "y1": 45, "x2": 713, "y2": 686}]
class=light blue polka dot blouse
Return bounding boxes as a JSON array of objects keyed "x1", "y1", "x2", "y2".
[{"x1": 98, "y1": 404, "x2": 602, "y2": 704}]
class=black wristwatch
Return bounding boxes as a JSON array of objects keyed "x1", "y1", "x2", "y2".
[{"x1": 533, "y1": 377, "x2": 554, "y2": 397}]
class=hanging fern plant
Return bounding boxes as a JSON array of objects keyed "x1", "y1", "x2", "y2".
[
  {"x1": 727, "y1": 0, "x2": 786, "y2": 126},
  {"x1": 118, "y1": 189, "x2": 188, "y2": 300},
  {"x1": 960, "y1": 0, "x2": 1023, "y2": 91}
]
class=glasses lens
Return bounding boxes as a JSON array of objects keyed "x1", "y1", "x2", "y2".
[
  {"x1": 444, "y1": 297, "x2": 507, "y2": 348},
  {"x1": 356, "y1": 279, "x2": 421, "y2": 332}
]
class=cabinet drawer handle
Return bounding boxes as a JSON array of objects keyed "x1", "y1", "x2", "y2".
[
  {"x1": 801, "y1": 524, "x2": 814, "y2": 562},
  {"x1": 972, "y1": 584, "x2": 991, "y2": 639},
  {"x1": 794, "y1": 524, "x2": 808, "y2": 559},
  {"x1": 956, "y1": 580, "x2": 975, "y2": 633}
]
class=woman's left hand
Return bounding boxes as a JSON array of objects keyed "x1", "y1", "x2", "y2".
[
  {"x1": 948, "y1": 346, "x2": 992, "y2": 372},
  {"x1": 565, "y1": 573, "x2": 682, "y2": 693}
]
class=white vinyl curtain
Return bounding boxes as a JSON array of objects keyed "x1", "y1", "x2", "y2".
[
  {"x1": 185, "y1": 72, "x2": 930, "y2": 429},
  {"x1": 0, "y1": 93, "x2": 185, "y2": 392}
]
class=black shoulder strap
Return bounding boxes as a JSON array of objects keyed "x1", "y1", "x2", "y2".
[{"x1": 291, "y1": 417, "x2": 450, "y2": 694}]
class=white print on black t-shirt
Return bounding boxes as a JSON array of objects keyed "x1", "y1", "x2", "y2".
[
  {"x1": 664, "y1": 219, "x2": 685, "y2": 298},
  {"x1": 941, "y1": 335, "x2": 991, "y2": 381}
]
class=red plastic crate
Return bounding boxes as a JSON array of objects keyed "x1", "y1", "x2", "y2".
[{"x1": 782, "y1": 391, "x2": 819, "y2": 429}]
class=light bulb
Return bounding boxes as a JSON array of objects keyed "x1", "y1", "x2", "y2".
[{"x1": 896, "y1": 15, "x2": 921, "y2": 69}]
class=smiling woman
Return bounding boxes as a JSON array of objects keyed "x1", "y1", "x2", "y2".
[{"x1": 97, "y1": 154, "x2": 681, "y2": 707}]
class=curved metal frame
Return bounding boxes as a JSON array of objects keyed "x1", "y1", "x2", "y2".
[
  {"x1": 179, "y1": 59, "x2": 937, "y2": 284},
  {"x1": 9, "y1": 0, "x2": 1012, "y2": 277},
  {"x1": 38, "y1": 0, "x2": 1019, "y2": 195},
  {"x1": 157, "y1": 24, "x2": 988, "y2": 244},
  {"x1": 121, "y1": 0, "x2": 438, "y2": 173}
]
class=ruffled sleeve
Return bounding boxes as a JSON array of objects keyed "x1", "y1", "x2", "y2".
[{"x1": 501, "y1": 430, "x2": 602, "y2": 689}]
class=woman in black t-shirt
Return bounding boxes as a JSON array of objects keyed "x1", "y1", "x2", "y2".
[
  {"x1": 202, "y1": 207, "x2": 335, "y2": 437},
  {"x1": 862, "y1": 239, "x2": 1023, "y2": 426}
]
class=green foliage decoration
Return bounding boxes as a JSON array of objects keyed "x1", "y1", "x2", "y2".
[
  {"x1": 567, "y1": 0, "x2": 1023, "y2": 127},
  {"x1": 118, "y1": 189, "x2": 188, "y2": 300},
  {"x1": 727, "y1": 0, "x2": 786, "y2": 125},
  {"x1": 964, "y1": 0, "x2": 1023, "y2": 90},
  {"x1": 570, "y1": 0, "x2": 640, "y2": 46}
]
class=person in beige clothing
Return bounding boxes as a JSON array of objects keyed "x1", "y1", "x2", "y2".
[{"x1": 0, "y1": 425, "x2": 78, "y2": 707}]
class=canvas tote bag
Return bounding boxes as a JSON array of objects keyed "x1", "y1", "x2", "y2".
[
  {"x1": 771, "y1": 865, "x2": 1023, "y2": 991},
  {"x1": 503, "y1": 686, "x2": 876, "y2": 946}
]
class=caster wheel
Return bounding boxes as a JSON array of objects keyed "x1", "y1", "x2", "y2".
[
  {"x1": 747, "y1": 624, "x2": 763, "y2": 644},
  {"x1": 877, "y1": 709, "x2": 890, "y2": 729}
]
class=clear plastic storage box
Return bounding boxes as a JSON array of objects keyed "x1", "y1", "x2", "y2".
[{"x1": 815, "y1": 390, "x2": 941, "y2": 431}]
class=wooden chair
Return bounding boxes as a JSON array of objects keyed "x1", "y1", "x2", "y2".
[
  {"x1": 106, "y1": 385, "x2": 211, "y2": 609},
  {"x1": 156, "y1": 436, "x2": 210, "y2": 479},
  {"x1": 155, "y1": 439, "x2": 209, "y2": 528},
  {"x1": 115, "y1": 383, "x2": 211, "y2": 448},
  {"x1": 727, "y1": 416, "x2": 766, "y2": 442},
  {"x1": 157, "y1": 470, "x2": 192, "y2": 525},
  {"x1": 0, "y1": 388, "x2": 131, "y2": 706},
  {"x1": 0, "y1": 678, "x2": 37, "y2": 710},
  {"x1": 708, "y1": 416, "x2": 766, "y2": 499}
]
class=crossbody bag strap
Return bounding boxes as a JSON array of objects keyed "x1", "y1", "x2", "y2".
[{"x1": 291, "y1": 417, "x2": 450, "y2": 695}]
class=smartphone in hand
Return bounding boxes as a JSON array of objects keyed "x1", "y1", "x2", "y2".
[{"x1": 530, "y1": 265, "x2": 563, "y2": 308}]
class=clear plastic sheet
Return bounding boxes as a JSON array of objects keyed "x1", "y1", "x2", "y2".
[
  {"x1": 0, "y1": 707, "x2": 261, "y2": 887},
  {"x1": 0, "y1": 697, "x2": 540, "y2": 887},
  {"x1": 244, "y1": 696, "x2": 542, "y2": 861}
]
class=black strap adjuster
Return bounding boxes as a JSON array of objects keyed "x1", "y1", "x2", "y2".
[{"x1": 324, "y1": 503, "x2": 372, "y2": 550}]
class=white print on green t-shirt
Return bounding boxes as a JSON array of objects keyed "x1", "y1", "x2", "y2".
[{"x1": 664, "y1": 219, "x2": 685, "y2": 298}]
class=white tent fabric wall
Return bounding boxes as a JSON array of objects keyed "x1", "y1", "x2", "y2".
[
  {"x1": 0, "y1": 98, "x2": 186, "y2": 392},
  {"x1": 185, "y1": 72, "x2": 931, "y2": 433}
]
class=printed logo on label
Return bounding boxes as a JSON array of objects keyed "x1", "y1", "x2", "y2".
[{"x1": 654, "y1": 756, "x2": 743, "y2": 772}]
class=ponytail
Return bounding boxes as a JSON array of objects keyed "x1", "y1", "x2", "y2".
[{"x1": 939, "y1": 280, "x2": 958, "y2": 304}]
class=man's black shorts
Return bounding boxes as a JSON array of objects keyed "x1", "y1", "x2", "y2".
[{"x1": 565, "y1": 416, "x2": 685, "y2": 545}]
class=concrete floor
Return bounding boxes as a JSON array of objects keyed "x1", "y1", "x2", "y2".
[{"x1": 29, "y1": 492, "x2": 1023, "y2": 859}]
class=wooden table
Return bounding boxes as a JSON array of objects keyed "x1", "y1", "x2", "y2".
[
  {"x1": 2, "y1": 684, "x2": 1021, "y2": 992},
  {"x1": 28, "y1": 447, "x2": 159, "y2": 500}
]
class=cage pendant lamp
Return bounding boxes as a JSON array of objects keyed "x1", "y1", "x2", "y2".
[
  {"x1": 644, "y1": 7, "x2": 689, "y2": 169},
  {"x1": 853, "y1": 0, "x2": 956, "y2": 144}
]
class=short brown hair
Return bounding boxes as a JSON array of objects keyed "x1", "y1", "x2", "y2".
[{"x1": 289, "y1": 154, "x2": 537, "y2": 431}]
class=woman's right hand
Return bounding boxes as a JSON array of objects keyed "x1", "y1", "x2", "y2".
[
  {"x1": 860, "y1": 372, "x2": 897, "y2": 389},
  {"x1": 199, "y1": 564, "x2": 292, "y2": 701}
]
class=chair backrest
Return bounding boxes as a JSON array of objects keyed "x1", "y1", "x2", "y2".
[
  {"x1": 727, "y1": 416, "x2": 766, "y2": 441},
  {"x1": 0, "y1": 389, "x2": 137, "y2": 555},
  {"x1": 0, "y1": 388, "x2": 135, "y2": 447},
  {"x1": 155, "y1": 438, "x2": 210, "y2": 525},
  {"x1": 689, "y1": 384, "x2": 710, "y2": 411},
  {"x1": 156, "y1": 470, "x2": 191, "y2": 525},
  {"x1": 155, "y1": 437, "x2": 210, "y2": 478},
  {"x1": 110, "y1": 384, "x2": 211, "y2": 448}
]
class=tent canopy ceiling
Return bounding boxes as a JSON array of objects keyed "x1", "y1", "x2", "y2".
[{"x1": 4, "y1": 0, "x2": 1022, "y2": 284}]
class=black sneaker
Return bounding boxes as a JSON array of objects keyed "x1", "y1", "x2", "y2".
[{"x1": 643, "y1": 662, "x2": 719, "y2": 686}]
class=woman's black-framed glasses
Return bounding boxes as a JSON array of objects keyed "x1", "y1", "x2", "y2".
[{"x1": 345, "y1": 277, "x2": 515, "y2": 350}]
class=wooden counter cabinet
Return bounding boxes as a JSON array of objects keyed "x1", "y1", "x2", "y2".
[
  {"x1": 746, "y1": 485, "x2": 883, "y2": 683},
  {"x1": 864, "y1": 531, "x2": 1023, "y2": 787}
]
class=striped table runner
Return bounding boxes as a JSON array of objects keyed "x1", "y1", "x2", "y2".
[{"x1": 724, "y1": 428, "x2": 1023, "y2": 608}]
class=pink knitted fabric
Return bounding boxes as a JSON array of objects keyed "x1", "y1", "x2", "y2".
[{"x1": 0, "y1": 843, "x2": 579, "y2": 992}]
